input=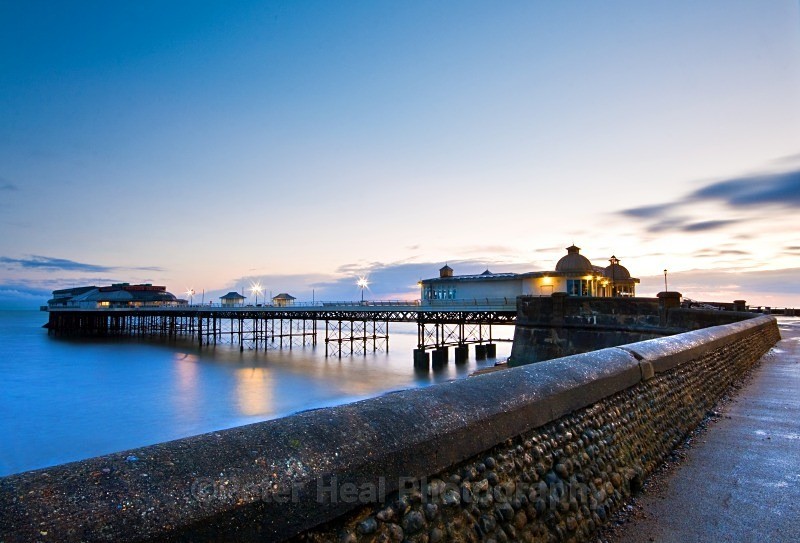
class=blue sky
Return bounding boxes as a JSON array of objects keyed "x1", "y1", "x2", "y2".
[{"x1": 1, "y1": 1, "x2": 799, "y2": 308}]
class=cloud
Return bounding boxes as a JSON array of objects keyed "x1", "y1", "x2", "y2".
[
  {"x1": 637, "y1": 267, "x2": 800, "y2": 306},
  {"x1": 0, "y1": 255, "x2": 164, "y2": 273},
  {"x1": 645, "y1": 217, "x2": 690, "y2": 233},
  {"x1": 0, "y1": 256, "x2": 113, "y2": 272},
  {"x1": 0, "y1": 182, "x2": 18, "y2": 191},
  {"x1": 772, "y1": 152, "x2": 800, "y2": 165},
  {"x1": 215, "y1": 258, "x2": 540, "y2": 304},
  {"x1": 616, "y1": 161, "x2": 800, "y2": 235},
  {"x1": 619, "y1": 203, "x2": 676, "y2": 219},
  {"x1": 0, "y1": 282, "x2": 55, "y2": 309},
  {"x1": 681, "y1": 219, "x2": 742, "y2": 233},
  {"x1": 688, "y1": 169, "x2": 800, "y2": 208},
  {"x1": 693, "y1": 248, "x2": 750, "y2": 258}
]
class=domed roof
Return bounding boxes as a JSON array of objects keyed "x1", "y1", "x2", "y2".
[
  {"x1": 604, "y1": 256, "x2": 631, "y2": 280},
  {"x1": 555, "y1": 245, "x2": 594, "y2": 273}
]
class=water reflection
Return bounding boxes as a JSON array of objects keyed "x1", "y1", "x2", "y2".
[
  {"x1": 173, "y1": 353, "x2": 200, "y2": 423},
  {"x1": 235, "y1": 367, "x2": 274, "y2": 416}
]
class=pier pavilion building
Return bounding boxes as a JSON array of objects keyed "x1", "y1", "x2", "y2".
[
  {"x1": 272, "y1": 293, "x2": 296, "y2": 307},
  {"x1": 220, "y1": 292, "x2": 246, "y2": 307},
  {"x1": 420, "y1": 245, "x2": 639, "y2": 303},
  {"x1": 47, "y1": 283, "x2": 179, "y2": 309}
]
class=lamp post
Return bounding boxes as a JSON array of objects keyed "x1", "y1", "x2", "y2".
[
  {"x1": 357, "y1": 277, "x2": 369, "y2": 303},
  {"x1": 185, "y1": 288, "x2": 195, "y2": 306},
  {"x1": 250, "y1": 283, "x2": 263, "y2": 306},
  {"x1": 664, "y1": 269, "x2": 668, "y2": 292}
]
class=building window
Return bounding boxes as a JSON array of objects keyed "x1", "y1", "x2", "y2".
[
  {"x1": 566, "y1": 279, "x2": 593, "y2": 297},
  {"x1": 431, "y1": 287, "x2": 456, "y2": 300}
]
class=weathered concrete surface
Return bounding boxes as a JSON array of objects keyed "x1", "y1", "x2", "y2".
[
  {"x1": 619, "y1": 315, "x2": 774, "y2": 373},
  {"x1": 612, "y1": 317, "x2": 800, "y2": 543}
]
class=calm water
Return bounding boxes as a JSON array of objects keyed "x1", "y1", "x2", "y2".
[{"x1": 0, "y1": 310, "x2": 511, "y2": 476}]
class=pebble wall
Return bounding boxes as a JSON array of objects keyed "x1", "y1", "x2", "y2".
[{"x1": 294, "y1": 320, "x2": 780, "y2": 543}]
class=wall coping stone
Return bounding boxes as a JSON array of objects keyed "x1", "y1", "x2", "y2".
[{"x1": 619, "y1": 314, "x2": 775, "y2": 373}]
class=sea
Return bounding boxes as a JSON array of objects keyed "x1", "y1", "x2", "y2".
[{"x1": 0, "y1": 310, "x2": 512, "y2": 476}]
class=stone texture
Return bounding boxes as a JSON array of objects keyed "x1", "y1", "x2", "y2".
[{"x1": 295, "y1": 318, "x2": 779, "y2": 543}]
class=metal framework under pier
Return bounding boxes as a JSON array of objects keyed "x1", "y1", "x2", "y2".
[{"x1": 45, "y1": 302, "x2": 517, "y2": 362}]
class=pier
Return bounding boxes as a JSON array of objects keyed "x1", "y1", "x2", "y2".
[{"x1": 45, "y1": 299, "x2": 517, "y2": 365}]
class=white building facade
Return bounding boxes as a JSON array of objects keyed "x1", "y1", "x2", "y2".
[{"x1": 420, "y1": 245, "x2": 639, "y2": 304}]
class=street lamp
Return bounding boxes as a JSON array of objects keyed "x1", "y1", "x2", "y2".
[
  {"x1": 250, "y1": 282, "x2": 263, "y2": 306},
  {"x1": 357, "y1": 276, "x2": 369, "y2": 303},
  {"x1": 185, "y1": 288, "x2": 195, "y2": 306},
  {"x1": 664, "y1": 269, "x2": 668, "y2": 292}
]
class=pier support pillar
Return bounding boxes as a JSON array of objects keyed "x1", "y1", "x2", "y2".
[
  {"x1": 454, "y1": 345, "x2": 469, "y2": 364},
  {"x1": 432, "y1": 347, "x2": 449, "y2": 366},
  {"x1": 413, "y1": 349, "x2": 430, "y2": 370},
  {"x1": 475, "y1": 344, "x2": 487, "y2": 360},
  {"x1": 485, "y1": 343, "x2": 496, "y2": 358}
]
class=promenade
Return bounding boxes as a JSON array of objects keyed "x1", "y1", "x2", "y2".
[{"x1": 609, "y1": 317, "x2": 800, "y2": 542}]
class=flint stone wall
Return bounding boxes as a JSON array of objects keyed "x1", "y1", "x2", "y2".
[{"x1": 0, "y1": 316, "x2": 779, "y2": 543}]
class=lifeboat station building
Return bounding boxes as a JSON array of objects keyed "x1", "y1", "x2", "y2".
[{"x1": 420, "y1": 245, "x2": 639, "y2": 303}]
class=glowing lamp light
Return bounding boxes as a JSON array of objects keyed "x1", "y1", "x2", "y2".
[
  {"x1": 357, "y1": 276, "x2": 369, "y2": 302},
  {"x1": 250, "y1": 282, "x2": 263, "y2": 305}
]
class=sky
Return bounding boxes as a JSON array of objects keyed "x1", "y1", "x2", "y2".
[{"x1": 1, "y1": 1, "x2": 799, "y2": 309}]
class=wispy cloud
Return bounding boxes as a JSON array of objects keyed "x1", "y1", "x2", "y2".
[
  {"x1": 0, "y1": 255, "x2": 164, "y2": 273},
  {"x1": 0, "y1": 256, "x2": 113, "y2": 272},
  {"x1": 693, "y1": 248, "x2": 750, "y2": 258},
  {"x1": 688, "y1": 169, "x2": 800, "y2": 208},
  {"x1": 640, "y1": 267, "x2": 800, "y2": 299},
  {"x1": 619, "y1": 203, "x2": 676, "y2": 219},
  {"x1": 682, "y1": 219, "x2": 742, "y2": 232},
  {"x1": 617, "y1": 161, "x2": 800, "y2": 235}
]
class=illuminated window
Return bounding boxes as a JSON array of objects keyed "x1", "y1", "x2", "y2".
[{"x1": 567, "y1": 279, "x2": 593, "y2": 297}]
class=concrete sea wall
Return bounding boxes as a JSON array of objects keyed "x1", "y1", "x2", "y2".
[{"x1": 0, "y1": 316, "x2": 779, "y2": 542}]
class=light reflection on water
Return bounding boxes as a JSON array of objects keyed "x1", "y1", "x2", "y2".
[{"x1": 0, "y1": 311, "x2": 512, "y2": 476}]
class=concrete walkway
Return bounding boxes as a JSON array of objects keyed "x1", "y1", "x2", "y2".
[{"x1": 610, "y1": 317, "x2": 800, "y2": 542}]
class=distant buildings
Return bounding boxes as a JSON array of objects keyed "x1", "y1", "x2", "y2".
[
  {"x1": 420, "y1": 245, "x2": 639, "y2": 303},
  {"x1": 220, "y1": 292, "x2": 246, "y2": 307},
  {"x1": 272, "y1": 293, "x2": 296, "y2": 307},
  {"x1": 47, "y1": 284, "x2": 180, "y2": 309}
]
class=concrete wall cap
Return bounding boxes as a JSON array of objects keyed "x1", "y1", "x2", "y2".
[{"x1": 620, "y1": 315, "x2": 775, "y2": 373}]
